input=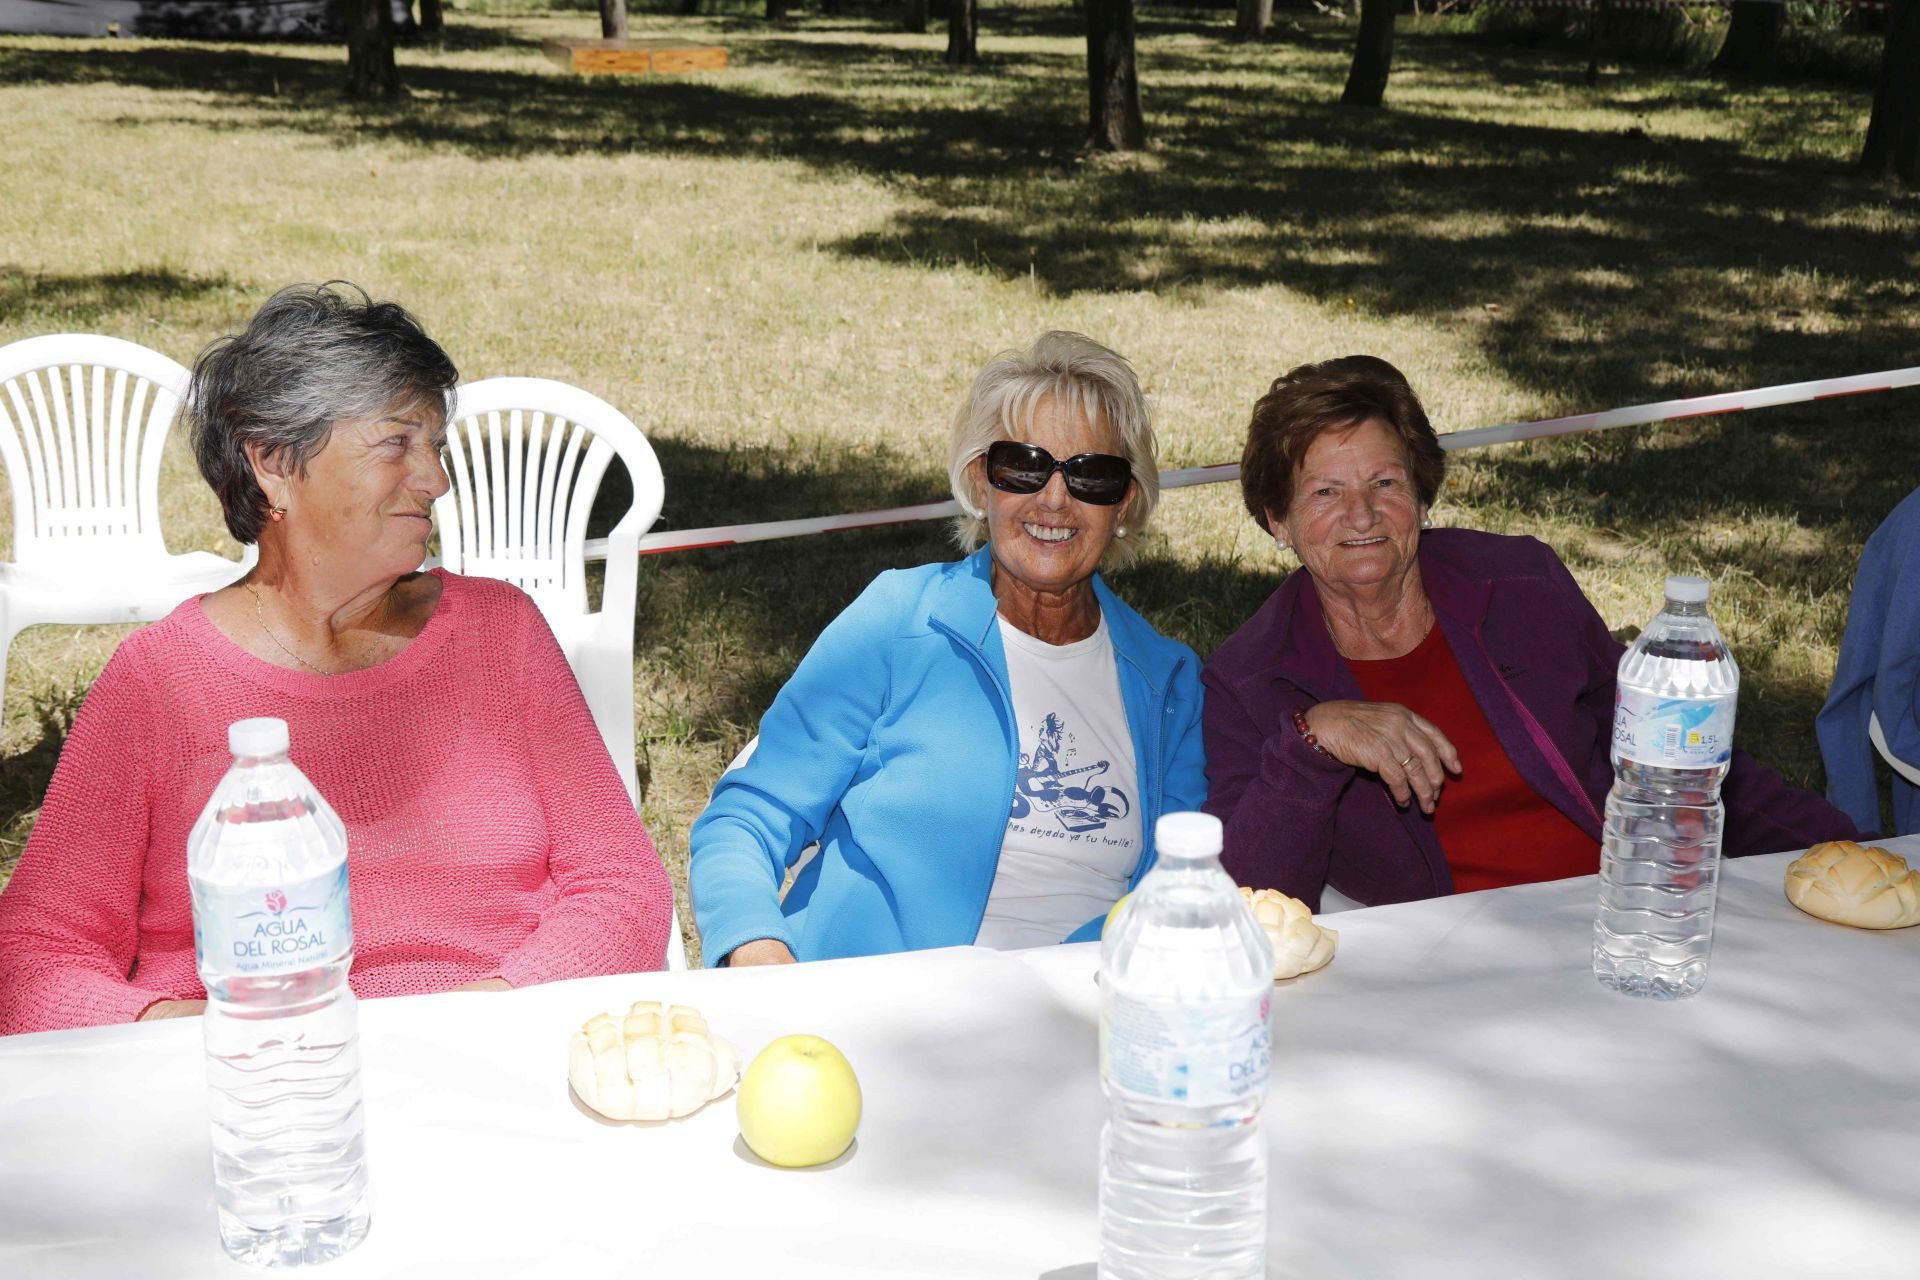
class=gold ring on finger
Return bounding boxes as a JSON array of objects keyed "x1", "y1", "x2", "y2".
[{"x1": 1399, "y1": 754, "x2": 1415, "y2": 769}]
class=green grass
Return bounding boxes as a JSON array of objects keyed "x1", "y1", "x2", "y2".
[{"x1": 3, "y1": 9, "x2": 1918, "y2": 963}]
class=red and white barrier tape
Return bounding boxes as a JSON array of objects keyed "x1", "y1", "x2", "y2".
[{"x1": 597, "y1": 366, "x2": 1920, "y2": 561}]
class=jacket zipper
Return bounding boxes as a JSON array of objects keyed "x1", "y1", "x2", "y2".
[
  {"x1": 1128, "y1": 659, "x2": 1170, "y2": 891},
  {"x1": 931, "y1": 615, "x2": 1021, "y2": 940},
  {"x1": 1484, "y1": 646, "x2": 1605, "y2": 832}
]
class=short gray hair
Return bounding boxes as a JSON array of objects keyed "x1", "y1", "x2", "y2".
[
  {"x1": 946, "y1": 331, "x2": 1160, "y2": 566},
  {"x1": 190, "y1": 281, "x2": 459, "y2": 544}
]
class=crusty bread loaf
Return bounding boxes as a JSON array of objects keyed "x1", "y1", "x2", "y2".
[
  {"x1": 569, "y1": 1001, "x2": 742, "y2": 1121},
  {"x1": 1784, "y1": 841, "x2": 1920, "y2": 930},
  {"x1": 1240, "y1": 887, "x2": 1339, "y2": 980}
]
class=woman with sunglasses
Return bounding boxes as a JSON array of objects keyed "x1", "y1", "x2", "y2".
[{"x1": 690, "y1": 332, "x2": 1206, "y2": 966}]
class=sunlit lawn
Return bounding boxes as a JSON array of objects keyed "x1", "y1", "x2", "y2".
[{"x1": 3, "y1": 6, "x2": 1917, "y2": 961}]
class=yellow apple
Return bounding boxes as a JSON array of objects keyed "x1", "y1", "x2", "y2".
[
  {"x1": 1103, "y1": 893, "x2": 1133, "y2": 937},
  {"x1": 736, "y1": 1034, "x2": 862, "y2": 1168}
]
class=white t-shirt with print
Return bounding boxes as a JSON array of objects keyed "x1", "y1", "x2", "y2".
[{"x1": 975, "y1": 614, "x2": 1143, "y2": 950}]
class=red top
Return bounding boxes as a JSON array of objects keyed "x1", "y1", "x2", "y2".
[
  {"x1": 0, "y1": 571, "x2": 673, "y2": 1035},
  {"x1": 1348, "y1": 625, "x2": 1598, "y2": 894}
]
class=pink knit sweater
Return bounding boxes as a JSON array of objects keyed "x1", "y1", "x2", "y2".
[{"x1": 0, "y1": 570, "x2": 672, "y2": 1036}]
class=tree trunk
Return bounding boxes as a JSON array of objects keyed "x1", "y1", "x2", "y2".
[
  {"x1": 1341, "y1": 0, "x2": 1394, "y2": 106},
  {"x1": 946, "y1": 0, "x2": 977, "y2": 64},
  {"x1": 1862, "y1": 0, "x2": 1920, "y2": 181},
  {"x1": 417, "y1": 0, "x2": 443, "y2": 40},
  {"x1": 1712, "y1": 0, "x2": 1784, "y2": 74},
  {"x1": 598, "y1": 0, "x2": 628, "y2": 40},
  {"x1": 1234, "y1": 0, "x2": 1272, "y2": 43},
  {"x1": 767, "y1": 0, "x2": 789, "y2": 20},
  {"x1": 345, "y1": 0, "x2": 402, "y2": 99},
  {"x1": 904, "y1": 0, "x2": 929, "y2": 33},
  {"x1": 1585, "y1": 0, "x2": 1606, "y2": 86},
  {"x1": 1085, "y1": 0, "x2": 1145, "y2": 150}
]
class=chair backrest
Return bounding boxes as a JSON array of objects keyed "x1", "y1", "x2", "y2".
[
  {"x1": 0, "y1": 334, "x2": 190, "y2": 569},
  {"x1": 437, "y1": 377, "x2": 665, "y2": 808},
  {"x1": 437, "y1": 377, "x2": 679, "y2": 967}
]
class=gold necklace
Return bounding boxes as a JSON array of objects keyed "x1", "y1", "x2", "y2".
[{"x1": 246, "y1": 584, "x2": 339, "y2": 676}]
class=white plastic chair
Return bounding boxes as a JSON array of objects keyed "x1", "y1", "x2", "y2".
[
  {"x1": 435, "y1": 377, "x2": 687, "y2": 969},
  {"x1": 0, "y1": 334, "x2": 254, "y2": 719}
]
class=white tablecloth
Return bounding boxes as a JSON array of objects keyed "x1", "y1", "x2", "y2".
[{"x1": 4, "y1": 842, "x2": 1918, "y2": 1280}]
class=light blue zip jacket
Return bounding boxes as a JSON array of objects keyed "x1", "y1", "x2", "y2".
[{"x1": 690, "y1": 548, "x2": 1208, "y2": 965}]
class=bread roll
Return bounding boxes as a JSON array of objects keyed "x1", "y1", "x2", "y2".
[
  {"x1": 1784, "y1": 841, "x2": 1920, "y2": 930},
  {"x1": 569, "y1": 1001, "x2": 743, "y2": 1121},
  {"x1": 1240, "y1": 886, "x2": 1339, "y2": 979}
]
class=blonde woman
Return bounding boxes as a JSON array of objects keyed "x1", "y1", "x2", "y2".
[{"x1": 691, "y1": 332, "x2": 1206, "y2": 966}]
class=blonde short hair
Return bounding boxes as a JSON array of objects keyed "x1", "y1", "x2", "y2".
[{"x1": 946, "y1": 331, "x2": 1160, "y2": 567}]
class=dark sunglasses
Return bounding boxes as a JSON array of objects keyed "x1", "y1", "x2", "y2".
[{"x1": 984, "y1": 440, "x2": 1133, "y2": 506}]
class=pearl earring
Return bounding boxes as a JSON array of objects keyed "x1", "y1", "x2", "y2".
[
  {"x1": 1274, "y1": 535, "x2": 1290, "y2": 553},
  {"x1": 1114, "y1": 525, "x2": 1128, "y2": 539},
  {"x1": 269, "y1": 505, "x2": 288, "y2": 522}
]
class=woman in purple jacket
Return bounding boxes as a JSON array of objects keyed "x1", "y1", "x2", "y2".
[{"x1": 1202, "y1": 355, "x2": 1860, "y2": 909}]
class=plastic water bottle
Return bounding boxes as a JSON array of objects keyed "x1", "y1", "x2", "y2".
[
  {"x1": 1593, "y1": 576, "x2": 1739, "y2": 1000},
  {"x1": 1098, "y1": 812, "x2": 1275, "y2": 1279},
  {"x1": 188, "y1": 717, "x2": 370, "y2": 1266}
]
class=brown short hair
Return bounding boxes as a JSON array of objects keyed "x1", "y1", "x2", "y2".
[{"x1": 1239, "y1": 355, "x2": 1445, "y2": 530}]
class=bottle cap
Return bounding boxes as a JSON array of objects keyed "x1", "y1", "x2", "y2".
[
  {"x1": 228, "y1": 717, "x2": 290, "y2": 758},
  {"x1": 1665, "y1": 575, "x2": 1709, "y2": 604},
  {"x1": 1155, "y1": 811, "x2": 1223, "y2": 859}
]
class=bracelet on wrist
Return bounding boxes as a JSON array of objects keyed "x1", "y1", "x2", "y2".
[{"x1": 1292, "y1": 706, "x2": 1332, "y2": 757}]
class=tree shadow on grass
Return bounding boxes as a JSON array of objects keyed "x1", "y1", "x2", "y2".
[
  {"x1": 2, "y1": 19, "x2": 1914, "y2": 720},
  {"x1": 1475, "y1": 405, "x2": 1917, "y2": 563},
  {"x1": 0, "y1": 266, "x2": 241, "y2": 328},
  {"x1": 407, "y1": 22, "x2": 541, "y2": 54},
  {"x1": 4, "y1": 18, "x2": 1910, "y2": 418}
]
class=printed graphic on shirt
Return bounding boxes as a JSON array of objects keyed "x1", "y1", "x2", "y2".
[{"x1": 1009, "y1": 711, "x2": 1132, "y2": 834}]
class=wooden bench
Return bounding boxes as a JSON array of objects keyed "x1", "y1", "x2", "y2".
[{"x1": 541, "y1": 37, "x2": 727, "y2": 77}]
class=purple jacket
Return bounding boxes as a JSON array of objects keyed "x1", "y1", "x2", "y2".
[{"x1": 1201, "y1": 528, "x2": 1861, "y2": 909}]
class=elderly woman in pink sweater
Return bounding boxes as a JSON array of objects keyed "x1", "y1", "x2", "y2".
[{"x1": 0, "y1": 283, "x2": 673, "y2": 1035}]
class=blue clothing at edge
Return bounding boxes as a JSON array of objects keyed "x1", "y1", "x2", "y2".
[
  {"x1": 1818, "y1": 485, "x2": 1920, "y2": 835},
  {"x1": 690, "y1": 547, "x2": 1208, "y2": 966}
]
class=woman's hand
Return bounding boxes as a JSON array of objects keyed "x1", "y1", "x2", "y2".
[
  {"x1": 455, "y1": 977, "x2": 513, "y2": 993},
  {"x1": 1303, "y1": 701, "x2": 1462, "y2": 815},
  {"x1": 138, "y1": 999, "x2": 207, "y2": 1021},
  {"x1": 726, "y1": 939, "x2": 797, "y2": 967}
]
